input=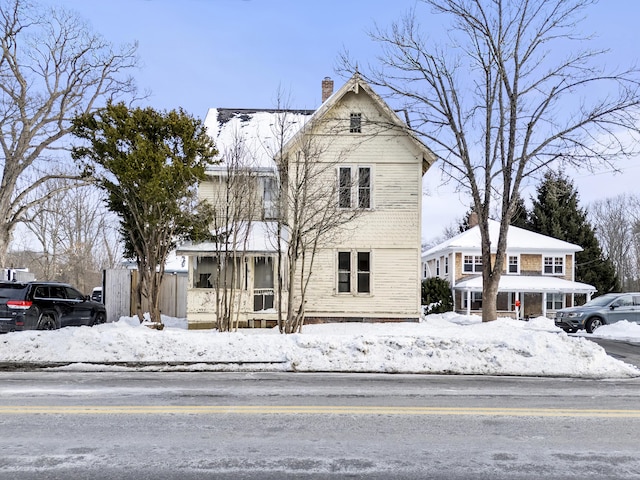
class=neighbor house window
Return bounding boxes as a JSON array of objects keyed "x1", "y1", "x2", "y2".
[
  {"x1": 436, "y1": 259, "x2": 440, "y2": 276},
  {"x1": 338, "y1": 250, "x2": 371, "y2": 294},
  {"x1": 444, "y1": 257, "x2": 449, "y2": 275},
  {"x1": 546, "y1": 293, "x2": 564, "y2": 310},
  {"x1": 463, "y1": 255, "x2": 482, "y2": 273},
  {"x1": 544, "y1": 256, "x2": 564, "y2": 275},
  {"x1": 350, "y1": 112, "x2": 362, "y2": 133},
  {"x1": 338, "y1": 166, "x2": 372, "y2": 210},
  {"x1": 463, "y1": 292, "x2": 483, "y2": 309},
  {"x1": 508, "y1": 255, "x2": 519, "y2": 274}
]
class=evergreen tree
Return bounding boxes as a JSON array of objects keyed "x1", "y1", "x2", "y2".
[
  {"x1": 510, "y1": 193, "x2": 529, "y2": 230},
  {"x1": 528, "y1": 171, "x2": 619, "y2": 295},
  {"x1": 72, "y1": 102, "x2": 217, "y2": 324}
]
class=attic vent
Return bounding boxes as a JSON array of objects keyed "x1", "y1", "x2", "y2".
[{"x1": 350, "y1": 113, "x2": 362, "y2": 133}]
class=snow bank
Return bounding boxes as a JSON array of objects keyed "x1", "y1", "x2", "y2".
[{"x1": 0, "y1": 314, "x2": 637, "y2": 379}]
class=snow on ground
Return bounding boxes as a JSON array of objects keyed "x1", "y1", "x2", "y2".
[{"x1": 0, "y1": 313, "x2": 639, "y2": 378}]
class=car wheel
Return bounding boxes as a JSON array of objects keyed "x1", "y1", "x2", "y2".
[
  {"x1": 37, "y1": 314, "x2": 58, "y2": 330},
  {"x1": 586, "y1": 317, "x2": 604, "y2": 333},
  {"x1": 92, "y1": 312, "x2": 106, "y2": 326}
]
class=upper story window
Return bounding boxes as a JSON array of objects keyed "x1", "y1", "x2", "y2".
[
  {"x1": 508, "y1": 255, "x2": 519, "y2": 274},
  {"x1": 463, "y1": 255, "x2": 482, "y2": 273},
  {"x1": 262, "y1": 177, "x2": 277, "y2": 220},
  {"x1": 350, "y1": 113, "x2": 362, "y2": 133},
  {"x1": 444, "y1": 257, "x2": 449, "y2": 275},
  {"x1": 338, "y1": 166, "x2": 372, "y2": 210},
  {"x1": 544, "y1": 256, "x2": 564, "y2": 275},
  {"x1": 436, "y1": 259, "x2": 440, "y2": 276}
]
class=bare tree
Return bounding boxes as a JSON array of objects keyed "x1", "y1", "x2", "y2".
[
  {"x1": 343, "y1": 0, "x2": 640, "y2": 321},
  {"x1": 209, "y1": 132, "x2": 261, "y2": 332},
  {"x1": 590, "y1": 195, "x2": 634, "y2": 290},
  {"x1": 21, "y1": 180, "x2": 121, "y2": 291},
  {"x1": 0, "y1": 0, "x2": 137, "y2": 266},
  {"x1": 271, "y1": 102, "x2": 365, "y2": 334}
]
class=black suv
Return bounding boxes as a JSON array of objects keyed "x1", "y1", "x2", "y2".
[{"x1": 0, "y1": 281, "x2": 106, "y2": 332}]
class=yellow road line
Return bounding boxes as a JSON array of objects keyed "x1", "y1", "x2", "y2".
[{"x1": 1, "y1": 405, "x2": 640, "y2": 417}]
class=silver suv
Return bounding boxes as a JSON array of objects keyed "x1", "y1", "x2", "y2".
[{"x1": 555, "y1": 292, "x2": 640, "y2": 333}]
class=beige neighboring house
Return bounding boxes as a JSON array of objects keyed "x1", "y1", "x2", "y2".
[
  {"x1": 178, "y1": 73, "x2": 436, "y2": 329},
  {"x1": 421, "y1": 220, "x2": 596, "y2": 318}
]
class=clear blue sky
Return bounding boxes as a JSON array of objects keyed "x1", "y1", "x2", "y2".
[{"x1": 38, "y1": 0, "x2": 640, "y2": 238}]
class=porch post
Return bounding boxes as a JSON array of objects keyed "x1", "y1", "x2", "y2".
[
  {"x1": 515, "y1": 291, "x2": 520, "y2": 320},
  {"x1": 542, "y1": 292, "x2": 547, "y2": 318},
  {"x1": 466, "y1": 290, "x2": 471, "y2": 316}
]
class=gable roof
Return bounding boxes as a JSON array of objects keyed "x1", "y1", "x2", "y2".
[
  {"x1": 422, "y1": 219, "x2": 583, "y2": 258},
  {"x1": 204, "y1": 74, "x2": 437, "y2": 175},
  {"x1": 281, "y1": 73, "x2": 437, "y2": 175}
]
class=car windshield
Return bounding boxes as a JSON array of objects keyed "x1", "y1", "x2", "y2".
[
  {"x1": 582, "y1": 294, "x2": 618, "y2": 307},
  {"x1": 0, "y1": 284, "x2": 28, "y2": 299}
]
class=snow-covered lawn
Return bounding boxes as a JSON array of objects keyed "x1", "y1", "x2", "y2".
[{"x1": 1, "y1": 313, "x2": 639, "y2": 378}]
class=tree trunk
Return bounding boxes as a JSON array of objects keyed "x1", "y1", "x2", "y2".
[
  {"x1": 482, "y1": 271, "x2": 500, "y2": 322},
  {"x1": 0, "y1": 225, "x2": 13, "y2": 268}
]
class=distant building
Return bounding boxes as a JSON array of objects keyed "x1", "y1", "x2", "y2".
[{"x1": 422, "y1": 220, "x2": 596, "y2": 318}]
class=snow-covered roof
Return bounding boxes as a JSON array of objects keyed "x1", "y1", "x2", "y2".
[
  {"x1": 423, "y1": 220, "x2": 582, "y2": 258},
  {"x1": 454, "y1": 274, "x2": 595, "y2": 294},
  {"x1": 176, "y1": 221, "x2": 285, "y2": 255},
  {"x1": 204, "y1": 108, "x2": 314, "y2": 170}
]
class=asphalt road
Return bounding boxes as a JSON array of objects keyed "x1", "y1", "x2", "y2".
[
  {"x1": 0, "y1": 372, "x2": 639, "y2": 479},
  {"x1": 586, "y1": 337, "x2": 640, "y2": 368}
]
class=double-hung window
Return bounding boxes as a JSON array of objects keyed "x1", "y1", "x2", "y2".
[
  {"x1": 508, "y1": 255, "x2": 519, "y2": 274},
  {"x1": 338, "y1": 252, "x2": 351, "y2": 293},
  {"x1": 546, "y1": 293, "x2": 564, "y2": 310},
  {"x1": 543, "y1": 256, "x2": 564, "y2": 275},
  {"x1": 338, "y1": 166, "x2": 372, "y2": 210},
  {"x1": 337, "y1": 251, "x2": 371, "y2": 294},
  {"x1": 338, "y1": 168, "x2": 352, "y2": 208},
  {"x1": 463, "y1": 255, "x2": 482, "y2": 273}
]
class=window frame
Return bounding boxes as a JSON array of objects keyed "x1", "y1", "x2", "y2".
[
  {"x1": 336, "y1": 250, "x2": 372, "y2": 295},
  {"x1": 508, "y1": 255, "x2": 519, "y2": 274},
  {"x1": 543, "y1": 256, "x2": 564, "y2": 275},
  {"x1": 463, "y1": 254, "x2": 482, "y2": 274},
  {"x1": 337, "y1": 166, "x2": 373, "y2": 211},
  {"x1": 546, "y1": 292, "x2": 564, "y2": 310}
]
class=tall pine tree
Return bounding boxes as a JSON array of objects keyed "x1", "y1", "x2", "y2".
[{"x1": 528, "y1": 171, "x2": 619, "y2": 296}]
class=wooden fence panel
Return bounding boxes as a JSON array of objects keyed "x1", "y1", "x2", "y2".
[
  {"x1": 104, "y1": 269, "x2": 186, "y2": 322},
  {"x1": 104, "y1": 269, "x2": 132, "y2": 324}
]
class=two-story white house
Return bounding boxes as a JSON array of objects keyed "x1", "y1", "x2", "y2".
[
  {"x1": 178, "y1": 74, "x2": 436, "y2": 329},
  {"x1": 422, "y1": 219, "x2": 596, "y2": 318}
]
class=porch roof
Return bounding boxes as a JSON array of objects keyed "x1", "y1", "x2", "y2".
[
  {"x1": 176, "y1": 221, "x2": 284, "y2": 255},
  {"x1": 454, "y1": 275, "x2": 596, "y2": 294}
]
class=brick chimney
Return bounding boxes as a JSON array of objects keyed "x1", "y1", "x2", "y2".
[
  {"x1": 469, "y1": 211, "x2": 479, "y2": 228},
  {"x1": 321, "y1": 77, "x2": 334, "y2": 103}
]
